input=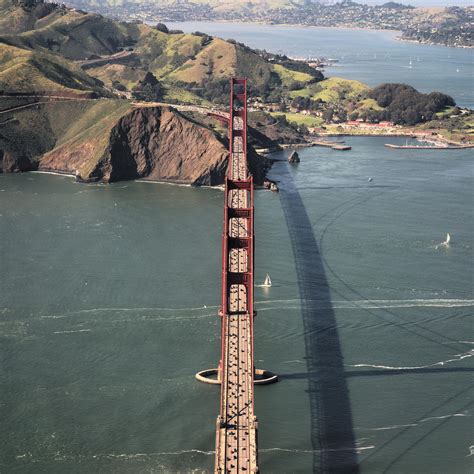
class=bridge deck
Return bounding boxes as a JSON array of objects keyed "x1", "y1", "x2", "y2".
[{"x1": 215, "y1": 79, "x2": 258, "y2": 473}]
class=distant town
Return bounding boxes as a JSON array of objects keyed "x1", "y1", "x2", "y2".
[{"x1": 61, "y1": 0, "x2": 473, "y2": 48}]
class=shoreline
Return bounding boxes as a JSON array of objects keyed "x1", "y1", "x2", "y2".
[
  {"x1": 135, "y1": 179, "x2": 224, "y2": 190},
  {"x1": 31, "y1": 170, "x2": 75, "y2": 178},
  {"x1": 167, "y1": 19, "x2": 396, "y2": 35},
  {"x1": 320, "y1": 134, "x2": 471, "y2": 147},
  {"x1": 395, "y1": 35, "x2": 473, "y2": 50},
  {"x1": 13, "y1": 130, "x2": 471, "y2": 187},
  {"x1": 166, "y1": 20, "x2": 471, "y2": 49}
]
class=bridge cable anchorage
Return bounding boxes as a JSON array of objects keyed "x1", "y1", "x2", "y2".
[{"x1": 195, "y1": 78, "x2": 277, "y2": 473}]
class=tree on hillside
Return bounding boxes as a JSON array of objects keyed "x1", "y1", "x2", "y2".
[
  {"x1": 132, "y1": 72, "x2": 164, "y2": 102},
  {"x1": 368, "y1": 83, "x2": 455, "y2": 125},
  {"x1": 155, "y1": 23, "x2": 169, "y2": 34}
]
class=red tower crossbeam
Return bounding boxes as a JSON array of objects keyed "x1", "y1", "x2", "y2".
[{"x1": 215, "y1": 78, "x2": 258, "y2": 473}]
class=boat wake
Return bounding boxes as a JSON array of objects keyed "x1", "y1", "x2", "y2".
[
  {"x1": 254, "y1": 298, "x2": 474, "y2": 309},
  {"x1": 53, "y1": 329, "x2": 92, "y2": 335},
  {"x1": 260, "y1": 445, "x2": 374, "y2": 454},
  {"x1": 40, "y1": 305, "x2": 219, "y2": 320},
  {"x1": 363, "y1": 411, "x2": 470, "y2": 432},
  {"x1": 348, "y1": 349, "x2": 474, "y2": 371}
]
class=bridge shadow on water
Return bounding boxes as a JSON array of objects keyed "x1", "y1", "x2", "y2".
[{"x1": 277, "y1": 163, "x2": 360, "y2": 474}]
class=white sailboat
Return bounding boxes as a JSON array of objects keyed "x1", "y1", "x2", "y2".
[
  {"x1": 408, "y1": 58, "x2": 413, "y2": 69},
  {"x1": 436, "y1": 233, "x2": 451, "y2": 249},
  {"x1": 261, "y1": 274, "x2": 272, "y2": 288}
]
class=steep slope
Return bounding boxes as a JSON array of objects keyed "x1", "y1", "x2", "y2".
[{"x1": 40, "y1": 105, "x2": 234, "y2": 184}]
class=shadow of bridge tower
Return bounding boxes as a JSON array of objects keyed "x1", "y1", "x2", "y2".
[{"x1": 277, "y1": 162, "x2": 360, "y2": 474}]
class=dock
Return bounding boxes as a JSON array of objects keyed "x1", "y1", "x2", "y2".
[{"x1": 311, "y1": 140, "x2": 351, "y2": 151}]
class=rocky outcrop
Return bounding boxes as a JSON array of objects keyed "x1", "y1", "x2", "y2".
[
  {"x1": 288, "y1": 150, "x2": 300, "y2": 163},
  {"x1": 38, "y1": 105, "x2": 270, "y2": 185},
  {"x1": 87, "y1": 107, "x2": 230, "y2": 184},
  {"x1": 0, "y1": 149, "x2": 37, "y2": 173}
]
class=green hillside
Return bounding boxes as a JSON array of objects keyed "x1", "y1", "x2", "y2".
[
  {"x1": 0, "y1": 41, "x2": 108, "y2": 94},
  {"x1": 0, "y1": 0, "x2": 322, "y2": 105},
  {"x1": 1, "y1": 12, "x2": 141, "y2": 60},
  {"x1": 0, "y1": 98, "x2": 132, "y2": 164},
  {"x1": 290, "y1": 77, "x2": 369, "y2": 102},
  {"x1": 0, "y1": 0, "x2": 67, "y2": 34}
]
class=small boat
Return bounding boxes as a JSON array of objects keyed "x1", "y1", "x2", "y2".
[
  {"x1": 456, "y1": 67, "x2": 460, "y2": 73},
  {"x1": 261, "y1": 274, "x2": 272, "y2": 288},
  {"x1": 408, "y1": 58, "x2": 413, "y2": 69},
  {"x1": 436, "y1": 233, "x2": 451, "y2": 249}
]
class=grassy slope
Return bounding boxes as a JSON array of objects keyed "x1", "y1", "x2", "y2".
[
  {"x1": 0, "y1": 41, "x2": 106, "y2": 93},
  {"x1": 282, "y1": 77, "x2": 372, "y2": 127},
  {"x1": 0, "y1": 98, "x2": 132, "y2": 159},
  {"x1": 42, "y1": 99, "x2": 134, "y2": 176},
  {"x1": 1, "y1": 10, "x2": 141, "y2": 60},
  {"x1": 290, "y1": 77, "x2": 368, "y2": 102},
  {"x1": 271, "y1": 112, "x2": 322, "y2": 127},
  {"x1": 0, "y1": 1, "x2": 66, "y2": 34},
  {"x1": 169, "y1": 37, "x2": 236, "y2": 82},
  {"x1": 273, "y1": 64, "x2": 313, "y2": 86},
  {"x1": 88, "y1": 63, "x2": 144, "y2": 89}
]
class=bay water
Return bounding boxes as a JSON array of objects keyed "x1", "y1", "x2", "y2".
[{"x1": 1, "y1": 136, "x2": 472, "y2": 472}]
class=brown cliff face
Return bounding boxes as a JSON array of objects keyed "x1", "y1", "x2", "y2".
[{"x1": 92, "y1": 107, "x2": 231, "y2": 185}]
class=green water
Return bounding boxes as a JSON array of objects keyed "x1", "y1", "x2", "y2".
[{"x1": 1, "y1": 137, "x2": 473, "y2": 473}]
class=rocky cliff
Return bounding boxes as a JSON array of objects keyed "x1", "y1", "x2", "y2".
[{"x1": 0, "y1": 101, "x2": 270, "y2": 185}]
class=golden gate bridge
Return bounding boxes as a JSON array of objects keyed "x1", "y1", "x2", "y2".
[{"x1": 196, "y1": 78, "x2": 277, "y2": 473}]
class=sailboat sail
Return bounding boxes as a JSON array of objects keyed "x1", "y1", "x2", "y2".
[
  {"x1": 446, "y1": 233, "x2": 451, "y2": 244},
  {"x1": 263, "y1": 274, "x2": 272, "y2": 287}
]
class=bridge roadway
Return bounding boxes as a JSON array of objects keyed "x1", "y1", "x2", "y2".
[{"x1": 215, "y1": 79, "x2": 258, "y2": 473}]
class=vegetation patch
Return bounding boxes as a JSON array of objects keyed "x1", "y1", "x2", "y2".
[
  {"x1": 271, "y1": 112, "x2": 322, "y2": 127},
  {"x1": 367, "y1": 83, "x2": 455, "y2": 125}
]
